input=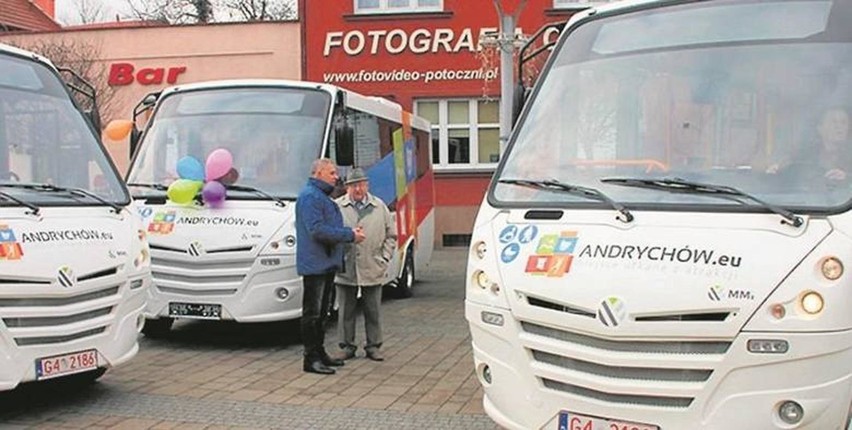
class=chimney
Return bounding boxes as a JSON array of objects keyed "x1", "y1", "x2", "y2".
[{"x1": 31, "y1": 0, "x2": 56, "y2": 18}]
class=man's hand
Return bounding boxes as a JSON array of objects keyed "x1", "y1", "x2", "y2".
[{"x1": 353, "y1": 226, "x2": 366, "y2": 243}]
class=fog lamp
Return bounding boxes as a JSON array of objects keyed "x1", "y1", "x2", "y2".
[
  {"x1": 482, "y1": 365, "x2": 492, "y2": 384},
  {"x1": 473, "y1": 241, "x2": 487, "y2": 259},
  {"x1": 275, "y1": 287, "x2": 290, "y2": 300},
  {"x1": 481, "y1": 311, "x2": 504, "y2": 326},
  {"x1": 474, "y1": 271, "x2": 491, "y2": 289},
  {"x1": 778, "y1": 400, "x2": 804, "y2": 424},
  {"x1": 747, "y1": 339, "x2": 788, "y2": 354},
  {"x1": 800, "y1": 291, "x2": 824, "y2": 315},
  {"x1": 821, "y1": 257, "x2": 843, "y2": 281}
]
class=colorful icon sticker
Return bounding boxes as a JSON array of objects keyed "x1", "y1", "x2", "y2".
[
  {"x1": 526, "y1": 231, "x2": 578, "y2": 277},
  {"x1": 597, "y1": 296, "x2": 626, "y2": 327},
  {"x1": 148, "y1": 210, "x2": 177, "y2": 235},
  {"x1": 501, "y1": 243, "x2": 521, "y2": 263},
  {"x1": 499, "y1": 225, "x2": 518, "y2": 244},
  {"x1": 518, "y1": 225, "x2": 538, "y2": 244},
  {"x1": 0, "y1": 224, "x2": 23, "y2": 260}
]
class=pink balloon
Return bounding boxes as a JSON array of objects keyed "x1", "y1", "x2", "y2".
[
  {"x1": 201, "y1": 181, "x2": 226, "y2": 206},
  {"x1": 205, "y1": 149, "x2": 233, "y2": 181}
]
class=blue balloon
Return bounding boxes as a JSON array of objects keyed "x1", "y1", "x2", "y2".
[{"x1": 176, "y1": 156, "x2": 204, "y2": 181}]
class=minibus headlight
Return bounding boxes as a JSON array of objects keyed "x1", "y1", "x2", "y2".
[
  {"x1": 820, "y1": 257, "x2": 843, "y2": 280},
  {"x1": 799, "y1": 291, "x2": 824, "y2": 315},
  {"x1": 473, "y1": 241, "x2": 487, "y2": 259},
  {"x1": 134, "y1": 248, "x2": 150, "y2": 269},
  {"x1": 474, "y1": 270, "x2": 491, "y2": 289}
]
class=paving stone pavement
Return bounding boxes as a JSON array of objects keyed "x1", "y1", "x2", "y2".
[{"x1": 0, "y1": 249, "x2": 499, "y2": 430}]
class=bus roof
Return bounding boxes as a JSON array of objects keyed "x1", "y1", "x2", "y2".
[
  {"x1": 156, "y1": 79, "x2": 431, "y2": 132},
  {"x1": 0, "y1": 42, "x2": 57, "y2": 71}
]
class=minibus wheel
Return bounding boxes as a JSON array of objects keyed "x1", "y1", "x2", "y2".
[
  {"x1": 142, "y1": 317, "x2": 173, "y2": 338},
  {"x1": 395, "y1": 252, "x2": 415, "y2": 299}
]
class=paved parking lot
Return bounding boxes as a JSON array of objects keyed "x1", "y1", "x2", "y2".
[{"x1": 0, "y1": 249, "x2": 497, "y2": 429}]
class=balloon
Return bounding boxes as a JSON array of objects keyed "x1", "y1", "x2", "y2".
[
  {"x1": 105, "y1": 119, "x2": 133, "y2": 141},
  {"x1": 176, "y1": 156, "x2": 204, "y2": 181},
  {"x1": 220, "y1": 168, "x2": 239, "y2": 185},
  {"x1": 205, "y1": 149, "x2": 233, "y2": 181},
  {"x1": 202, "y1": 181, "x2": 226, "y2": 206},
  {"x1": 167, "y1": 179, "x2": 202, "y2": 204}
]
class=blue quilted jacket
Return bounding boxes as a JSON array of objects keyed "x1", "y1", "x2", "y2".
[{"x1": 295, "y1": 178, "x2": 354, "y2": 275}]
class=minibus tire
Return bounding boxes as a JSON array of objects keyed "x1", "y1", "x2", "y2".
[
  {"x1": 395, "y1": 252, "x2": 415, "y2": 299},
  {"x1": 142, "y1": 317, "x2": 173, "y2": 338}
]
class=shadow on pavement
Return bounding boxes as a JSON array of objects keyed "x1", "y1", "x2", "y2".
[{"x1": 142, "y1": 318, "x2": 304, "y2": 349}]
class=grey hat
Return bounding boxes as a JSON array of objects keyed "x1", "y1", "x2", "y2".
[{"x1": 344, "y1": 168, "x2": 369, "y2": 185}]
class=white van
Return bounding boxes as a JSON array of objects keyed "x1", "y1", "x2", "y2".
[
  {"x1": 466, "y1": 1, "x2": 852, "y2": 429},
  {"x1": 110, "y1": 80, "x2": 435, "y2": 335},
  {"x1": 0, "y1": 43, "x2": 149, "y2": 389}
]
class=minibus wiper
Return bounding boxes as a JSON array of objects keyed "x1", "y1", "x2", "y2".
[
  {"x1": 225, "y1": 184, "x2": 290, "y2": 207},
  {"x1": 127, "y1": 182, "x2": 168, "y2": 191},
  {"x1": 601, "y1": 177, "x2": 803, "y2": 227},
  {"x1": 0, "y1": 190, "x2": 40, "y2": 215},
  {"x1": 0, "y1": 182, "x2": 123, "y2": 214},
  {"x1": 499, "y1": 178, "x2": 634, "y2": 223}
]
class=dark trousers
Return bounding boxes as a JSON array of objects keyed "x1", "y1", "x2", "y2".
[
  {"x1": 337, "y1": 284, "x2": 383, "y2": 352},
  {"x1": 301, "y1": 272, "x2": 335, "y2": 361}
]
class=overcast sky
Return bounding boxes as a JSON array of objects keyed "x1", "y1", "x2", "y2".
[{"x1": 56, "y1": 0, "x2": 132, "y2": 25}]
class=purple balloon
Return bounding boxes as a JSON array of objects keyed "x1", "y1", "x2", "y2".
[{"x1": 201, "y1": 181, "x2": 226, "y2": 206}]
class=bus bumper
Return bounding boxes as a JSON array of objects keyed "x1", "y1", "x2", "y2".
[
  {"x1": 466, "y1": 300, "x2": 852, "y2": 430},
  {"x1": 146, "y1": 260, "x2": 303, "y2": 323}
]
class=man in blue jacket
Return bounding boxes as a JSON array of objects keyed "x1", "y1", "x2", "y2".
[{"x1": 297, "y1": 158, "x2": 366, "y2": 375}]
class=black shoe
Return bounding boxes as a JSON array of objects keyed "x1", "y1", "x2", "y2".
[
  {"x1": 303, "y1": 360, "x2": 336, "y2": 375},
  {"x1": 365, "y1": 349, "x2": 385, "y2": 362},
  {"x1": 336, "y1": 346, "x2": 356, "y2": 361},
  {"x1": 321, "y1": 352, "x2": 345, "y2": 367}
]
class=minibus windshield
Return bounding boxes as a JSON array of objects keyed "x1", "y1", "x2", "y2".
[
  {"x1": 0, "y1": 54, "x2": 128, "y2": 206},
  {"x1": 127, "y1": 87, "x2": 331, "y2": 199},
  {"x1": 494, "y1": 0, "x2": 852, "y2": 212}
]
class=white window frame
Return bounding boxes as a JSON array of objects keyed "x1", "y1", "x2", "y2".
[
  {"x1": 553, "y1": 0, "x2": 611, "y2": 10},
  {"x1": 415, "y1": 98, "x2": 500, "y2": 172},
  {"x1": 354, "y1": 0, "x2": 443, "y2": 14}
]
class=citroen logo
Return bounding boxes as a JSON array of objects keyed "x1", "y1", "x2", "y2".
[
  {"x1": 58, "y1": 266, "x2": 76, "y2": 288},
  {"x1": 188, "y1": 241, "x2": 204, "y2": 257}
]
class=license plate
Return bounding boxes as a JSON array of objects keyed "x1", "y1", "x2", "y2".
[
  {"x1": 35, "y1": 349, "x2": 98, "y2": 380},
  {"x1": 559, "y1": 411, "x2": 659, "y2": 430},
  {"x1": 169, "y1": 302, "x2": 222, "y2": 319}
]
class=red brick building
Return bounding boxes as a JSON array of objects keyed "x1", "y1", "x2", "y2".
[
  {"x1": 0, "y1": 0, "x2": 59, "y2": 32},
  {"x1": 300, "y1": 0, "x2": 605, "y2": 246}
]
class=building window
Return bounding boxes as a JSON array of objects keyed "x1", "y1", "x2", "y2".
[
  {"x1": 415, "y1": 99, "x2": 501, "y2": 170},
  {"x1": 554, "y1": 0, "x2": 611, "y2": 9},
  {"x1": 355, "y1": 0, "x2": 443, "y2": 14}
]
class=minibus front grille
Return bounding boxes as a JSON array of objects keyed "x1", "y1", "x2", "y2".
[
  {"x1": 78, "y1": 267, "x2": 120, "y2": 282},
  {"x1": 151, "y1": 257, "x2": 254, "y2": 270},
  {"x1": 635, "y1": 312, "x2": 731, "y2": 322},
  {"x1": 521, "y1": 321, "x2": 729, "y2": 409},
  {"x1": 157, "y1": 286, "x2": 239, "y2": 296},
  {"x1": 152, "y1": 272, "x2": 245, "y2": 285},
  {"x1": 14, "y1": 327, "x2": 107, "y2": 346},
  {"x1": 541, "y1": 378, "x2": 694, "y2": 409},
  {"x1": 532, "y1": 350, "x2": 712, "y2": 382},
  {"x1": 3, "y1": 306, "x2": 113, "y2": 328},
  {"x1": 521, "y1": 321, "x2": 731, "y2": 354},
  {"x1": 528, "y1": 296, "x2": 596, "y2": 319},
  {"x1": 0, "y1": 286, "x2": 120, "y2": 307}
]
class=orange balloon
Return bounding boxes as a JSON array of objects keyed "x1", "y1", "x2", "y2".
[{"x1": 105, "y1": 119, "x2": 134, "y2": 141}]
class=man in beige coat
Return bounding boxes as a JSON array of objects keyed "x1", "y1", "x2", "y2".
[{"x1": 335, "y1": 168, "x2": 397, "y2": 361}]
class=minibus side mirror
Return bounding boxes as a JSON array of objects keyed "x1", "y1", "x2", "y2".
[{"x1": 335, "y1": 126, "x2": 355, "y2": 167}]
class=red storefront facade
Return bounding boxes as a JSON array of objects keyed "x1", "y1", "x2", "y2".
[{"x1": 300, "y1": 0, "x2": 591, "y2": 247}]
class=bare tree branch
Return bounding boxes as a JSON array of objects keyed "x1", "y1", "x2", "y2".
[
  {"x1": 74, "y1": 0, "x2": 107, "y2": 24},
  {"x1": 3, "y1": 38, "x2": 117, "y2": 127},
  {"x1": 221, "y1": 0, "x2": 296, "y2": 21},
  {"x1": 124, "y1": 0, "x2": 215, "y2": 24}
]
